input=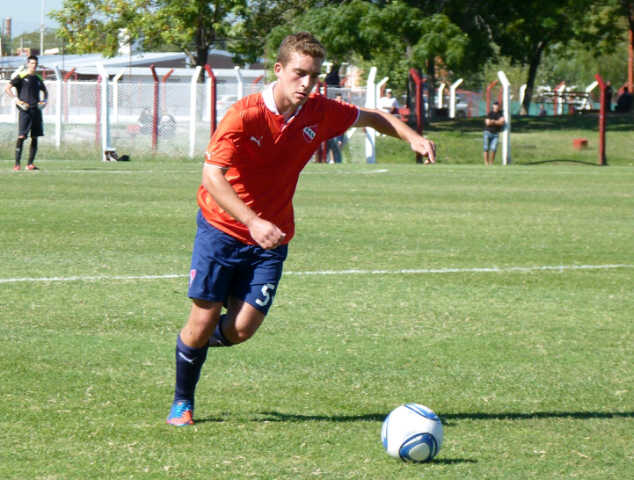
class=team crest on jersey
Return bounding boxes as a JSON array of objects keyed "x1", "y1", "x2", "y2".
[{"x1": 302, "y1": 125, "x2": 318, "y2": 142}]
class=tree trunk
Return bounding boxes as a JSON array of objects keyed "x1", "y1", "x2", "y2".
[
  {"x1": 195, "y1": 20, "x2": 208, "y2": 69},
  {"x1": 427, "y1": 55, "x2": 436, "y2": 122},
  {"x1": 522, "y1": 41, "x2": 546, "y2": 115}
]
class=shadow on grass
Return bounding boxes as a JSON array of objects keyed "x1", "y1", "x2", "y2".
[
  {"x1": 434, "y1": 458, "x2": 478, "y2": 465},
  {"x1": 518, "y1": 159, "x2": 603, "y2": 167},
  {"x1": 232, "y1": 410, "x2": 634, "y2": 424}
]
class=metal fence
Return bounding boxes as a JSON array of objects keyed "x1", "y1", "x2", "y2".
[{"x1": 0, "y1": 68, "x2": 373, "y2": 160}]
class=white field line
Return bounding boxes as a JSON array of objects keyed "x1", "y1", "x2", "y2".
[{"x1": 0, "y1": 264, "x2": 631, "y2": 284}]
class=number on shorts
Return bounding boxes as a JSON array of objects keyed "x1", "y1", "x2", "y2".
[{"x1": 255, "y1": 283, "x2": 276, "y2": 307}]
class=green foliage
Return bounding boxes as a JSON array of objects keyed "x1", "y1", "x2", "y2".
[
  {"x1": 51, "y1": 0, "x2": 248, "y2": 66},
  {"x1": 47, "y1": 0, "x2": 633, "y2": 101},
  {"x1": 3, "y1": 28, "x2": 62, "y2": 54},
  {"x1": 576, "y1": 0, "x2": 634, "y2": 56},
  {"x1": 266, "y1": 1, "x2": 469, "y2": 90}
]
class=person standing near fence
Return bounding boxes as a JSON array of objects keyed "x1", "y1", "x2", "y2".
[
  {"x1": 483, "y1": 101, "x2": 505, "y2": 165},
  {"x1": 166, "y1": 31, "x2": 437, "y2": 427},
  {"x1": 4, "y1": 55, "x2": 48, "y2": 171}
]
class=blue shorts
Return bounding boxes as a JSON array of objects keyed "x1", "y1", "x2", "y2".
[
  {"x1": 483, "y1": 130, "x2": 499, "y2": 152},
  {"x1": 188, "y1": 210, "x2": 288, "y2": 315}
]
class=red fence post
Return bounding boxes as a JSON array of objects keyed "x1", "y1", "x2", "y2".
[
  {"x1": 161, "y1": 68, "x2": 174, "y2": 115},
  {"x1": 204, "y1": 65, "x2": 217, "y2": 137},
  {"x1": 595, "y1": 74, "x2": 607, "y2": 166},
  {"x1": 627, "y1": 28, "x2": 634, "y2": 93},
  {"x1": 553, "y1": 81, "x2": 566, "y2": 116},
  {"x1": 409, "y1": 68, "x2": 424, "y2": 164},
  {"x1": 485, "y1": 80, "x2": 498, "y2": 113},
  {"x1": 149, "y1": 64, "x2": 159, "y2": 151}
]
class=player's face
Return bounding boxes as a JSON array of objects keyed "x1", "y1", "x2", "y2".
[
  {"x1": 274, "y1": 52, "x2": 322, "y2": 112},
  {"x1": 26, "y1": 59, "x2": 38, "y2": 74}
]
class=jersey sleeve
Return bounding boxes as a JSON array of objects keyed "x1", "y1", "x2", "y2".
[
  {"x1": 204, "y1": 106, "x2": 243, "y2": 168},
  {"x1": 321, "y1": 96, "x2": 359, "y2": 139}
]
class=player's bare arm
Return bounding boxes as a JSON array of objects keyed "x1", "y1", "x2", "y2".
[
  {"x1": 354, "y1": 108, "x2": 436, "y2": 164},
  {"x1": 4, "y1": 83, "x2": 27, "y2": 110},
  {"x1": 202, "y1": 164, "x2": 286, "y2": 249}
]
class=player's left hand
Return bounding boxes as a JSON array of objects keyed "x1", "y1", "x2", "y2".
[{"x1": 410, "y1": 136, "x2": 436, "y2": 164}]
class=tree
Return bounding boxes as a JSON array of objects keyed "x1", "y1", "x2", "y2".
[
  {"x1": 9, "y1": 28, "x2": 62, "y2": 55},
  {"x1": 51, "y1": 0, "x2": 247, "y2": 68},
  {"x1": 577, "y1": 0, "x2": 634, "y2": 89},
  {"x1": 487, "y1": 0, "x2": 594, "y2": 114},
  {"x1": 265, "y1": 0, "x2": 469, "y2": 90}
]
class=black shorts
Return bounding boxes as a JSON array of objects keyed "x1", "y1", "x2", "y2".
[{"x1": 18, "y1": 107, "x2": 44, "y2": 137}]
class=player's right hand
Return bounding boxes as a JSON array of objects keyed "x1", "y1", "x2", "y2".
[{"x1": 248, "y1": 217, "x2": 286, "y2": 250}]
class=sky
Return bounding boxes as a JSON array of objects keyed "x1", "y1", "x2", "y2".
[{"x1": 2, "y1": 0, "x2": 65, "y2": 37}]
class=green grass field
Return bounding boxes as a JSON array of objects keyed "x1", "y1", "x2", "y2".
[{"x1": 1, "y1": 121, "x2": 633, "y2": 479}]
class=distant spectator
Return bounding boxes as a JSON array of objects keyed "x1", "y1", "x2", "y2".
[
  {"x1": 325, "y1": 63, "x2": 340, "y2": 87},
  {"x1": 138, "y1": 107, "x2": 153, "y2": 134},
  {"x1": 539, "y1": 104, "x2": 547, "y2": 116},
  {"x1": 326, "y1": 93, "x2": 346, "y2": 163},
  {"x1": 378, "y1": 88, "x2": 399, "y2": 114},
  {"x1": 615, "y1": 86, "x2": 632, "y2": 113},
  {"x1": 483, "y1": 101, "x2": 505, "y2": 165},
  {"x1": 159, "y1": 112, "x2": 177, "y2": 137},
  {"x1": 605, "y1": 81, "x2": 613, "y2": 112}
]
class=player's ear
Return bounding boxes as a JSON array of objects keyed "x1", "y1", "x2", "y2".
[{"x1": 274, "y1": 62, "x2": 283, "y2": 77}]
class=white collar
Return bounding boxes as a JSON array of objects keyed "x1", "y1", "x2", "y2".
[
  {"x1": 262, "y1": 82, "x2": 279, "y2": 114},
  {"x1": 262, "y1": 81, "x2": 303, "y2": 121}
]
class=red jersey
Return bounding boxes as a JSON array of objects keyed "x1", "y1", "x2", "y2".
[{"x1": 198, "y1": 84, "x2": 359, "y2": 245}]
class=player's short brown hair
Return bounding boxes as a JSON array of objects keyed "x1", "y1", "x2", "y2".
[{"x1": 277, "y1": 32, "x2": 326, "y2": 66}]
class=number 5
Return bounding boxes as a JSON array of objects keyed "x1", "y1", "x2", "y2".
[{"x1": 255, "y1": 283, "x2": 276, "y2": 307}]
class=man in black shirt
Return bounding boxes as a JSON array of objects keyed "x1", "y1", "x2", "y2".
[
  {"x1": 615, "y1": 86, "x2": 632, "y2": 113},
  {"x1": 4, "y1": 55, "x2": 48, "y2": 171},
  {"x1": 483, "y1": 101, "x2": 505, "y2": 165}
]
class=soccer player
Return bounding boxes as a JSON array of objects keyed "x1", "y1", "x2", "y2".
[
  {"x1": 4, "y1": 55, "x2": 48, "y2": 171},
  {"x1": 167, "y1": 32, "x2": 436, "y2": 426}
]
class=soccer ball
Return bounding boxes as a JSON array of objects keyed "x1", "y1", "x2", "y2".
[{"x1": 381, "y1": 403, "x2": 443, "y2": 462}]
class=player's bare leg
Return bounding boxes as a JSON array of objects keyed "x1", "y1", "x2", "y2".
[
  {"x1": 180, "y1": 299, "x2": 223, "y2": 348},
  {"x1": 222, "y1": 297, "x2": 266, "y2": 344},
  {"x1": 14, "y1": 135, "x2": 26, "y2": 170}
]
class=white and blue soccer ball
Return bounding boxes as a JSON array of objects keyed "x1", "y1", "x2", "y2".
[{"x1": 381, "y1": 403, "x2": 443, "y2": 462}]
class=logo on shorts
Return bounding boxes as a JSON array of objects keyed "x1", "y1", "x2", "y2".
[
  {"x1": 302, "y1": 125, "x2": 318, "y2": 142},
  {"x1": 189, "y1": 269, "x2": 197, "y2": 287}
]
